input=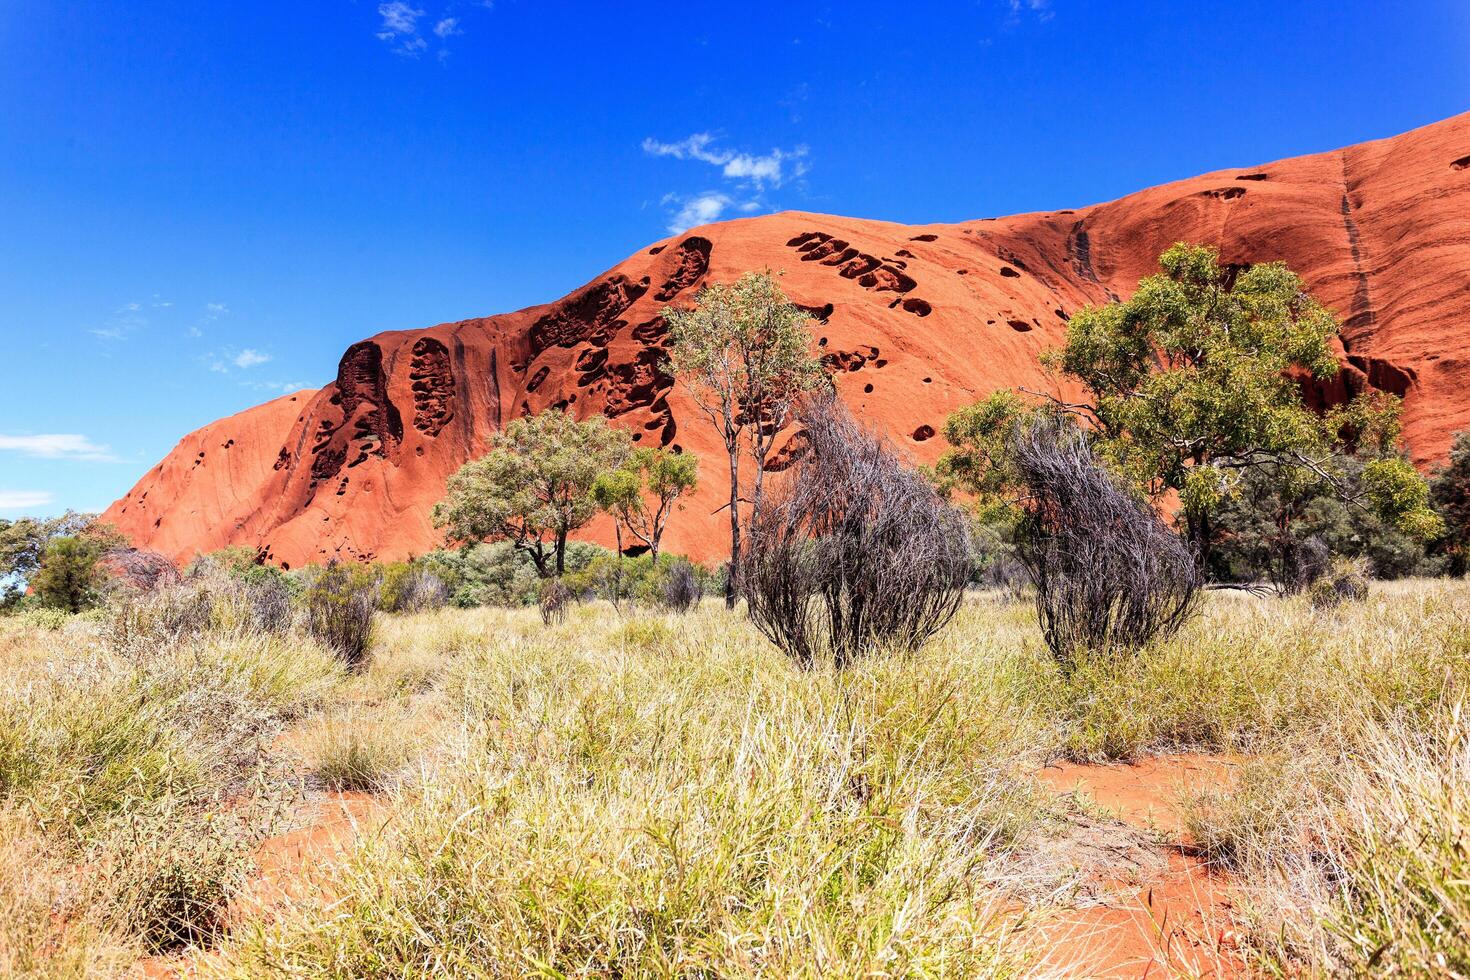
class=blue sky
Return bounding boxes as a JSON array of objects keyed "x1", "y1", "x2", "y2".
[{"x1": 2, "y1": 1, "x2": 1468, "y2": 517}]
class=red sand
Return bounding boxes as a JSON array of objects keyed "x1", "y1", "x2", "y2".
[
  {"x1": 130, "y1": 790, "x2": 382, "y2": 979},
  {"x1": 104, "y1": 111, "x2": 1470, "y2": 567},
  {"x1": 1030, "y1": 754, "x2": 1246, "y2": 978}
]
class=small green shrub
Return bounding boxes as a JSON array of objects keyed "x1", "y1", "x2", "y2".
[
  {"x1": 1308, "y1": 557, "x2": 1371, "y2": 609},
  {"x1": 377, "y1": 561, "x2": 448, "y2": 614},
  {"x1": 31, "y1": 536, "x2": 110, "y2": 613},
  {"x1": 423, "y1": 541, "x2": 608, "y2": 608},
  {"x1": 299, "y1": 563, "x2": 378, "y2": 668},
  {"x1": 8, "y1": 607, "x2": 70, "y2": 631}
]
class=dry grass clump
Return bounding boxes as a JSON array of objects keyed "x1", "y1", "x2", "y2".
[
  {"x1": 1328, "y1": 707, "x2": 1470, "y2": 974},
  {"x1": 3, "y1": 576, "x2": 1469, "y2": 975},
  {"x1": 219, "y1": 603, "x2": 1046, "y2": 976},
  {"x1": 1044, "y1": 582, "x2": 1470, "y2": 760},
  {"x1": 0, "y1": 807, "x2": 137, "y2": 977},
  {"x1": 0, "y1": 619, "x2": 342, "y2": 960},
  {"x1": 1306, "y1": 555, "x2": 1371, "y2": 609},
  {"x1": 86, "y1": 795, "x2": 271, "y2": 953},
  {"x1": 302, "y1": 709, "x2": 413, "y2": 792}
]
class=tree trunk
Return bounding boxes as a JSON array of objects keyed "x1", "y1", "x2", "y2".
[
  {"x1": 611, "y1": 521, "x2": 624, "y2": 609},
  {"x1": 1187, "y1": 511, "x2": 1213, "y2": 573},
  {"x1": 726, "y1": 448, "x2": 740, "y2": 609},
  {"x1": 555, "y1": 528, "x2": 568, "y2": 577},
  {"x1": 522, "y1": 543, "x2": 551, "y2": 579}
]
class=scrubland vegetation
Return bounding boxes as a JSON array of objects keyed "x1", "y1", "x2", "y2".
[
  {"x1": 1, "y1": 576, "x2": 1468, "y2": 977},
  {"x1": 5, "y1": 251, "x2": 1470, "y2": 976}
]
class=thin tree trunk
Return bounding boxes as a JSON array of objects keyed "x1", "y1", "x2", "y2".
[
  {"x1": 726, "y1": 447, "x2": 740, "y2": 609},
  {"x1": 555, "y1": 528, "x2": 568, "y2": 577},
  {"x1": 522, "y1": 542, "x2": 551, "y2": 579},
  {"x1": 612, "y1": 520, "x2": 623, "y2": 609}
]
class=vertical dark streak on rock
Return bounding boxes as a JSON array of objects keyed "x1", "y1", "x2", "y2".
[{"x1": 1339, "y1": 152, "x2": 1376, "y2": 345}]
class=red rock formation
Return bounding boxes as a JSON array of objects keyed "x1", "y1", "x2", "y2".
[{"x1": 104, "y1": 112, "x2": 1470, "y2": 567}]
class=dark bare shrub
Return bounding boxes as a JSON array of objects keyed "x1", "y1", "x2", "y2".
[
  {"x1": 1010, "y1": 416, "x2": 1201, "y2": 669},
  {"x1": 100, "y1": 548, "x2": 180, "y2": 594},
  {"x1": 743, "y1": 395, "x2": 973, "y2": 669},
  {"x1": 246, "y1": 575, "x2": 294, "y2": 634},
  {"x1": 300, "y1": 562, "x2": 377, "y2": 668},
  {"x1": 538, "y1": 578, "x2": 571, "y2": 626},
  {"x1": 660, "y1": 559, "x2": 703, "y2": 613}
]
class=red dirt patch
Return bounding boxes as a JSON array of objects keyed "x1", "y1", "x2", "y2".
[
  {"x1": 1027, "y1": 754, "x2": 1246, "y2": 978},
  {"x1": 129, "y1": 790, "x2": 383, "y2": 978},
  {"x1": 1036, "y1": 753, "x2": 1240, "y2": 836}
]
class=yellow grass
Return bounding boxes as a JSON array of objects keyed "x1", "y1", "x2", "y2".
[{"x1": 0, "y1": 580, "x2": 1467, "y2": 975}]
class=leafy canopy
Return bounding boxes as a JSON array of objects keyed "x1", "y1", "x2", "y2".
[
  {"x1": 940, "y1": 243, "x2": 1439, "y2": 559},
  {"x1": 434, "y1": 409, "x2": 630, "y2": 576},
  {"x1": 662, "y1": 270, "x2": 826, "y2": 455},
  {"x1": 662, "y1": 269, "x2": 824, "y2": 605},
  {"x1": 1430, "y1": 431, "x2": 1470, "y2": 573},
  {"x1": 591, "y1": 447, "x2": 698, "y2": 560}
]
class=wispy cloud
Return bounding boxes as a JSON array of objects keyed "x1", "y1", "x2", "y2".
[
  {"x1": 1006, "y1": 0, "x2": 1054, "y2": 23},
  {"x1": 642, "y1": 134, "x2": 808, "y2": 189},
  {"x1": 244, "y1": 379, "x2": 313, "y2": 394},
  {"x1": 0, "y1": 434, "x2": 119, "y2": 462},
  {"x1": 0, "y1": 490, "x2": 54, "y2": 511},
  {"x1": 89, "y1": 301, "x2": 147, "y2": 341},
  {"x1": 645, "y1": 132, "x2": 809, "y2": 233},
  {"x1": 376, "y1": 2, "x2": 482, "y2": 59},
  {"x1": 187, "y1": 301, "x2": 228, "y2": 338},
  {"x1": 232, "y1": 349, "x2": 271, "y2": 369},
  {"x1": 660, "y1": 192, "x2": 762, "y2": 235},
  {"x1": 377, "y1": 2, "x2": 428, "y2": 54}
]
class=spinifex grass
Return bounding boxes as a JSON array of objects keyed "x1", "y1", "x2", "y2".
[{"x1": 1, "y1": 580, "x2": 1468, "y2": 975}]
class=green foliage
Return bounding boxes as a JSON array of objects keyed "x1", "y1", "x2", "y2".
[
  {"x1": 663, "y1": 270, "x2": 824, "y2": 605},
  {"x1": 298, "y1": 563, "x2": 378, "y2": 667},
  {"x1": 563, "y1": 551, "x2": 712, "y2": 608},
  {"x1": 1, "y1": 512, "x2": 100, "y2": 609},
  {"x1": 1211, "y1": 456, "x2": 1443, "y2": 586},
  {"x1": 31, "y1": 536, "x2": 112, "y2": 613},
  {"x1": 375, "y1": 561, "x2": 447, "y2": 614},
  {"x1": 434, "y1": 409, "x2": 631, "y2": 577},
  {"x1": 592, "y1": 447, "x2": 698, "y2": 560},
  {"x1": 423, "y1": 541, "x2": 608, "y2": 608},
  {"x1": 662, "y1": 271, "x2": 827, "y2": 441},
  {"x1": 1431, "y1": 431, "x2": 1470, "y2": 574},
  {"x1": 940, "y1": 244, "x2": 1439, "y2": 570},
  {"x1": 0, "y1": 511, "x2": 93, "y2": 580}
]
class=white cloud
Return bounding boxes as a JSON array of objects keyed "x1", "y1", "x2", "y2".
[
  {"x1": 0, "y1": 434, "x2": 118, "y2": 462},
  {"x1": 245, "y1": 379, "x2": 312, "y2": 393},
  {"x1": 664, "y1": 192, "x2": 759, "y2": 234},
  {"x1": 642, "y1": 134, "x2": 807, "y2": 189},
  {"x1": 0, "y1": 490, "x2": 54, "y2": 511},
  {"x1": 232, "y1": 349, "x2": 271, "y2": 369},
  {"x1": 89, "y1": 301, "x2": 148, "y2": 341},
  {"x1": 379, "y1": 1, "x2": 424, "y2": 34},
  {"x1": 1007, "y1": 0, "x2": 1054, "y2": 22},
  {"x1": 376, "y1": 3, "x2": 471, "y2": 58},
  {"x1": 189, "y1": 302, "x2": 228, "y2": 339}
]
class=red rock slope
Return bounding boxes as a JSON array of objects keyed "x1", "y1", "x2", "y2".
[{"x1": 104, "y1": 111, "x2": 1470, "y2": 567}]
